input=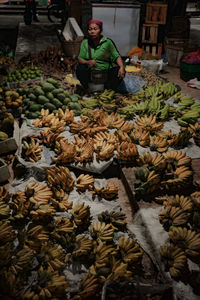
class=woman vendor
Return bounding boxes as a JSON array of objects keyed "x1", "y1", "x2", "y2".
[{"x1": 76, "y1": 19, "x2": 125, "y2": 93}]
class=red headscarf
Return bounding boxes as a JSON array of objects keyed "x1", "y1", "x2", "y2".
[{"x1": 88, "y1": 19, "x2": 103, "y2": 30}]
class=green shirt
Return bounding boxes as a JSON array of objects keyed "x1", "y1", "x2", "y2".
[{"x1": 78, "y1": 35, "x2": 120, "y2": 70}]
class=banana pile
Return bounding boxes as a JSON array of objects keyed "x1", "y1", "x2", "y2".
[
  {"x1": 134, "y1": 151, "x2": 193, "y2": 196},
  {"x1": 22, "y1": 137, "x2": 43, "y2": 162}
]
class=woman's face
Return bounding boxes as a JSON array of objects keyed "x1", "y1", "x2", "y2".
[{"x1": 88, "y1": 23, "x2": 101, "y2": 39}]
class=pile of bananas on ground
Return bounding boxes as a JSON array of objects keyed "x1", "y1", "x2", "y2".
[
  {"x1": 22, "y1": 136, "x2": 43, "y2": 163},
  {"x1": 134, "y1": 151, "x2": 193, "y2": 197},
  {"x1": 0, "y1": 178, "x2": 145, "y2": 299},
  {"x1": 157, "y1": 191, "x2": 200, "y2": 280}
]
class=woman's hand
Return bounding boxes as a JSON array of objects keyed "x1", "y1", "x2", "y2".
[
  {"x1": 88, "y1": 60, "x2": 97, "y2": 68},
  {"x1": 118, "y1": 66, "x2": 126, "y2": 79}
]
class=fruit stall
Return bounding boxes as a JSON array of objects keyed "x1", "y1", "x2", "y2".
[{"x1": 0, "y1": 39, "x2": 200, "y2": 300}]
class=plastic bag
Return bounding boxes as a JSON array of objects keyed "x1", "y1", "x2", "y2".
[
  {"x1": 117, "y1": 75, "x2": 146, "y2": 94},
  {"x1": 140, "y1": 59, "x2": 166, "y2": 74}
]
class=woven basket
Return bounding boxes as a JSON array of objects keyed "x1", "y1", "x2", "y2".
[{"x1": 62, "y1": 40, "x2": 82, "y2": 57}]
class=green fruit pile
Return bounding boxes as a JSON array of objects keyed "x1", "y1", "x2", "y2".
[
  {"x1": 5, "y1": 66, "x2": 43, "y2": 83},
  {"x1": 22, "y1": 78, "x2": 82, "y2": 119}
]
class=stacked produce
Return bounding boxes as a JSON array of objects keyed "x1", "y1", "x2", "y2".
[
  {"x1": 158, "y1": 191, "x2": 200, "y2": 279},
  {"x1": 22, "y1": 78, "x2": 81, "y2": 118},
  {"x1": 0, "y1": 112, "x2": 14, "y2": 141},
  {"x1": 0, "y1": 88, "x2": 23, "y2": 110}
]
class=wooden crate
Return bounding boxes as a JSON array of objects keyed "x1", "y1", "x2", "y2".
[
  {"x1": 142, "y1": 43, "x2": 162, "y2": 59},
  {"x1": 146, "y1": 2, "x2": 168, "y2": 25},
  {"x1": 142, "y1": 23, "x2": 158, "y2": 43}
]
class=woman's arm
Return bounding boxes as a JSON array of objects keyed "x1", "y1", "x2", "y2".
[
  {"x1": 116, "y1": 57, "x2": 126, "y2": 78},
  {"x1": 78, "y1": 58, "x2": 97, "y2": 68}
]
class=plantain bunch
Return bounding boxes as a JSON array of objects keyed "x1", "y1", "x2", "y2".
[
  {"x1": 120, "y1": 120, "x2": 134, "y2": 133},
  {"x1": 71, "y1": 203, "x2": 91, "y2": 232},
  {"x1": 75, "y1": 141, "x2": 94, "y2": 163},
  {"x1": 47, "y1": 166, "x2": 74, "y2": 193},
  {"x1": 46, "y1": 117, "x2": 66, "y2": 134},
  {"x1": 51, "y1": 138, "x2": 76, "y2": 163},
  {"x1": 56, "y1": 107, "x2": 74, "y2": 124},
  {"x1": 25, "y1": 181, "x2": 53, "y2": 205},
  {"x1": 98, "y1": 210, "x2": 127, "y2": 231},
  {"x1": 22, "y1": 137, "x2": 43, "y2": 162},
  {"x1": 115, "y1": 129, "x2": 131, "y2": 143},
  {"x1": 32, "y1": 109, "x2": 55, "y2": 128},
  {"x1": 117, "y1": 141, "x2": 139, "y2": 161},
  {"x1": 93, "y1": 131, "x2": 119, "y2": 147},
  {"x1": 160, "y1": 243, "x2": 187, "y2": 278},
  {"x1": 76, "y1": 174, "x2": 94, "y2": 192},
  {"x1": 135, "y1": 114, "x2": 163, "y2": 133}
]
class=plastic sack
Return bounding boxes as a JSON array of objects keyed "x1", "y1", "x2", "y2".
[
  {"x1": 140, "y1": 59, "x2": 166, "y2": 74},
  {"x1": 117, "y1": 75, "x2": 146, "y2": 94},
  {"x1": 187, "y1": 78, "x2": 200, "y2": 89}
]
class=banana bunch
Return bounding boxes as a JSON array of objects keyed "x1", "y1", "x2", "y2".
[
  {"x1": 116, "y1": 130, "x2": 132, "y2": 143},
  {"x1": 80, "y1": 125, "x2": 108, "y2": 137},
  {"x1": 159, "y1": 206, "x2": 190, "y2": 230},
  {"x1": 117, "y1": 104, "x2": 136, "y2": 118},
  {"x1": 177, "y1": 95, "x2": 195, "y2": 109},
  {"x1": 25, "y1": 182, "x2": 53, "y2": 205},
  {"x1": 160, "y1": 81, "x2": 178, "y2": 97},
  {"x1": 56, "y1": 108, "x2": 74, "y2": 124},
  {"x1": 134, "y1": 167, "x2": 150, "y2": 181},
  {"x1": 117, "y1": 235, "x2": 143, "y2": 266},
  {"x1": 116, "y1": 141, "x2": 139, "y2": 161},
  {"x1": 137, "y1": 152, "x2": 166, "y2": 170},
  {"x1": 40, "y1": 130, "x2": 59, "y2": 148},
  {"x1": 178, "y1": 111, "x2": 199, "y2": 127},
  {"x1": 47, "y1": 166, "x2": 74, "y2": 192},
  {"x1": 120, "y1": 120, "x2": 134, "y2": 133},
  {"x1": 32, "y1": 109, "x2": 55, "y2": 128},
  {"x1": 168, "y1": 227, "x2": 200, "y2": 257},
  {"x1": 91, "y1": 240, "x2": 116, "y2": 273},
  {"x1": 23, "y1": 137, "x2": 43, "y2": 162},
  {"x1": 106, "y1": 257, "x2": 132, "y2": 282},
  {"x1": 157, "y1": 103, "x2": 170, "y2": 120},
  {"x1": 134, "y1": 170, "x2": 160, "y2": 195},
  {"x1": 71, "y1": 203, "x2": 91, "y2": 231},
  {"x1": 78, "y1": 98, "x2": 99, "y2": 109},
  {"x1": 130, "y1": 128, "x2": 150, "y2": 147},
  {"x1": 93, "y1": 131, "x2": 118, "y2": 147},
  {"x1": 0, "y1": 242, "x2": 13, "y2": 268},
  {"x1": 10, "y1": 247, "x2": 34, "y2": 274},
  {"x1": 98, "y1": 211, "x2": 126, "y2": 231},
  {"x1": 30, "y1": 203, "x2": 56, "y2": 220},
  {"x1": 81, "y1": 107, "x2": 94, "y2": 118},
  {"x1": 0, "y1": 269, "x2": 21, "y2": 299},
  {"x1": 76, "y1": 174, "x2": 94, "y2": 191},
  {"x1": 190, "y1": 191, "x2": 200, "y2": 209},
  {"x1": 189, "y1": 122, "x2": 200, "y2": 137},
  {"x1": 156, "y1": 130, "x2": 178, "y2": 147},
  {"x1": 94, "y1": 140, "x2": 115, "y2": 161},
  {"x1": 98, "y1": 89, "x2": 116, "y2": 105},
  {"x1": 149, "y1": 136, "x2": 168, "y2": 153},
  {"x1": 0, "y1": 221, "x2": 16, "y2": 245},
  {"x1": 162, "y1": 194, "x2": 193, "y2": 212},
  {"x1": 9, "y1": 191, "x2": 31, "y2": 219},
  {"x1": 5, "y1": 90, "x2": 23, "y2": 108},
  {"x1": 99, "y1": 111, "x2": 125, "y2": 129},
  {"x1": 51, "y1": 141, "x2": 76, "y2": 163},
  {"x1": 0, "y1": 185, "x2": 9, "y2": 200},
  {"x1": 90, "y1": 221, "x2": 114, "y2": 243},
  {"x1": 51, "y1": 217, "x2": 75, "y2": 243},
  {"x1": 75, "y1": 142, "x2": 94, "y2": 163},
  {"x1": 40, "y1": 243, "x2": 65, "y2": 271},
  {"x1": 50, "y1": 195, "x2": 73, "y2": 212},
  {"x1": 163, "y1": 151, "x2": 192, "y2": 167},
  {"x1": 0, "y1": 197, "x2": 10, "y2": 218},
  {"x1": 69, "y1": 119, "x2": 93, "y2": 134},
  {"x1": 26, "y1": 224, "x2": 49, "y2": 250},
  {"x1": 136, "y1": 114, "x2": 163, "y2": 133},
  {"x1": 160, "y1": 243, "x2": 187, "y2": 278},
  {"x1": 74, "y1": 273, "x2": 100, "y2": 300},
  {"x1": 161, "y1": 166, "x2": 193, "y2": 190},
  {"x1": 130, "y1": 101, "x2": 149, "y2": 116},
  {"x1": 94, "y1": 182, "x2": 118, "y2": 200},
  {"x1": 148, "y1": 95, "x2": 161, "y2": 115},
  {"x1": 48, "y1": 117, "x2": 66, "y2": 134},
  {"x1": 72, "y1": 235, "x2": 93, "y2": 259},
  {"x1": 74, "y1": 135, "x2": 91, "y2": 147}
]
